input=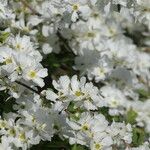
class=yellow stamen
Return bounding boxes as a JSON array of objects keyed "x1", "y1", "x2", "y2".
[
  {"x1": 5, "y1": 57, "x2": 12, "y2": 64},
  {"x1": 9, "y1": 128, "x2": 16, "y2": 136},
  {"x1": 16, "y1": 43, "x2": 21, "y2": 49},
  {"x1": 75, "y1": 91, "x2": 84, "y2": 97},
  {"x1": 95, "y1": 143, "x2": 103, "y2": 150},
  {"x1": 72, "y1": 4, "x2": 79, "y2": 11},
  {"x1": 87, "y1": 32, "x2": 96, "y2": 38},
  {"x1": 19, "y1": 132, "x2": 26, "y2": 142},
  {"x1": 81, "y1": 123, "x2": 89, "y2": 131},
  {"x1": 28, "y1": 70, "x2": 36, "y2": 78}
]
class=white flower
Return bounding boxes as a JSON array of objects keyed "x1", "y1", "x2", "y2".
[
  {"x1": 0, "y1": 136, "x2": 13, "y2": 150},
  {"x1": 23, "y1": 65, "x2": 48, "y2": 87},
  {"x1": 75, "y1": 50, "x2": 113, "y2": 82},
  {"x1": 100, "y1": 85, "x2": 128, "y2": 115},
  {"x1": 136, "y1": 0, "x2": 150, "y2": 8},
  {"x1": 11, "y1": 15, "x2": 38, "y2": 35},
  {"x1": 131, "y1": 100, "x2": 150, "y2": 132},
  {"x1": 8, "y1": 34, "x2": 36, "y2": 53},
  {"x1": 42, "y1": 43, "x2": 53, "y2": 54},
  {"x1": 0, "y1": 47, "x2": 16, "y2": 73},
  {"x1": 64, "y1": 0, "x2": 91, "y2": 22},
  {"x1": 50, "y1": 75, "x2": 105, "y2": 110},
  {"x1": 66, "y1": 112, "x2": 113, "y2": 149},
  {"x1": 107, "y1": 122, "x2": 132, "y2": 144},
  {"x1": 90, "y1": 134, "x2": 113, "y2": 150}
]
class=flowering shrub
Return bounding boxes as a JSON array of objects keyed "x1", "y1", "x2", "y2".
[{"x1": 0, "y1": 0, "x2": 150, "y2": 149}]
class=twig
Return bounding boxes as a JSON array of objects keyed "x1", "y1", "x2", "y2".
[
  {"x1": 15, "y1": 80, "x2": 54, "y2": 103},
  {"x1": 20, "y1": 0, "x2": 40, "y2": 15},
  {"x1": 15, "y1": 80, "x2": 39, "y2": 95}
]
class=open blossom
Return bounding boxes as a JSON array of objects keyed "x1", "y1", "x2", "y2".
[
  {"x1": 22, "y1": 60, "x2": 48, "y2": 87},
  {"x1": 66, "y1": 112, "x2": 113, "y2": 148},
  {"x1": 46, "y1": 75, "x2": 105, "y2": 110},
  {"x1": 75, "y1": 51, "x2": 113, "y2": 82},
  {"x1": 8, "y1": 34, "x2": 42, "y2": 61},
  {"x1": 107, "y1": 122, "x2": 133, "y2": 145},
  {"x1": 8, "y1": 34, "x2": 35, "y2": 52},
  {"x1": 0, "y1": 45, "x2": 47, "y2": 87},
  {"x1": 100, "y1": 85, "x2": 129, "y2": 115},
  {"x1": 64, "y1": 0, "x2": 91, "y2": 22},
  {"x1": 0, "y1": 47, "x2": 16, "y2": 74}
]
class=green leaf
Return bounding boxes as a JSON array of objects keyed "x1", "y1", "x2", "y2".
[
  {"x1": 0, "y1": 32, "x2": 10, "y2": 43},
  {"x1": 126, "y1": 108, "x2": 137, "y2": 124},
  {"x1": 72, "y1": 144, "x2": 87, "y2": 150},
  {"x1": 98, "y1": 107, "x2": 113, "y2": 122},
  {"x1": 136, "y1": 89, "x2": 150, "y2": 101},
  {"x1": 132, "y1": 128, "x2": 145, "y2": 146},
  {"x1": 53, "y1": 63, "x2": 60, "y2": 68}
]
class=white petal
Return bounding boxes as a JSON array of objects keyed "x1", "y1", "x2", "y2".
[
  {"x1": 33, "y1": 77, "x2": 45, "y2": 87},
  {"x1": 71, "y1": 12, "x2": 78, "y2": 22},
  {"x1": 46, "y1": 90, "x2": 58, "y2": 101},
  {"x1": 71, "y1": 75, "x2": 79, "y2": 92},
  {"x1": 37, "y1": 68, "x2": 48, "y2": 77}
]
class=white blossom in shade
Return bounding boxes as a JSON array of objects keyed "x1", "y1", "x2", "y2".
[
  {"x1": 131, "y1": 99, "x2": 150, "y2": 132},
  {"x1": 0, "y1": 116, "x2": 41, "y2": 150},
  {"x1": 0, "y1": 136, "x2": 13, "y2": 150},
  {"x1": 134, "y1": 0, "x2": 150, "y2": 29},
  {"x1": 42, "y1": 43, "x2": 53, "y2": 54},
  {"x1": 75, "y1": 50, "x2": 113, "y2": 82},
  {"x1": 107, "y1": 122, "x2": 133, "y2": 145},
  {"x1": 0, "y1": 1, "x2": 14, "y2": 20},
  {"x1": 8, "y1": 34, "x2": 35, "y2": 52},
  {"x1": 100, "y1": 85, "x2": 129, "y2": 116},
  {"x1": 0, "y1": 47, "x2": 16, "y2": 74},
  {"x1": 66, "y1": 112, "x2": 113, "y2": 149},
  {"x1": 11, "y1": 14, "x2": 40, "y2": 35}
]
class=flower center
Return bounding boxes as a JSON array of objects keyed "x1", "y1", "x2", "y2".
[
  {"x1": 82, "y1": 123, "x2": 89, "y2": 131},
  {"x1": 95, "y1": 143, "x2": 103, "y2": 150},
  {"x1": 72, "y1": 4, "x2": 79, "y2": 11},
  {"x1": 9, "y1": 128, "x2": 16, "y2": 136},
  {"x1": 5, "y1": 57, "x2": 12, "y2": 64},
  {"x1": 29, "y1": 70, "x2": 37, "y2": 78},
  {"x1": 19, "y1": 132, "x2": 26, "y2": 142},
  {"x1": 75, "y1": 91, "x2": 84, "y2": 97},
  {"x1": 0, "y1": 121, "x2": 7, "y2": 128},
  {"x1": 110, "y1": 98, "x2": 119, "y2": 107},
  {"x1": 93, "y1": 13, "x2": 99, "y2": 18},
  {"x1": 16, "y1": 43, "x2": 21, "y2": 49},
  {"x1": 87, "y1": 32, "x2": 96, "y2": 38}
]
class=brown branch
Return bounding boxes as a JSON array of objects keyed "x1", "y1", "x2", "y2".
[
  {"x1": 15, "y1": 80, "x2": 54, "y2": 103},
  {"x1": 15, "y1": 80, "x2": 39, "y2": 95}
]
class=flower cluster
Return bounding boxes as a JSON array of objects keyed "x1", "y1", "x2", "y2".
[{"x1": 0, "y1": 0, "x2": 150, "y2": 149}]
